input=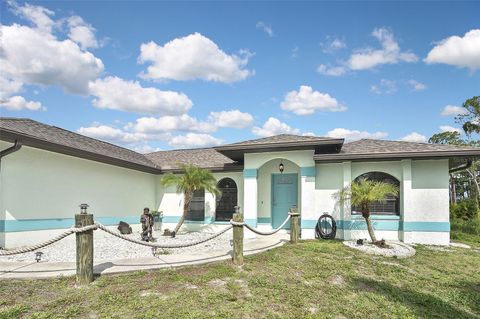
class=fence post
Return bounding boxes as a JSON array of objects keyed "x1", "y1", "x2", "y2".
[
  {"x1": 289, "y1": 207, "x2": 300, "y2": 244},
  {"x1": 76, "y1": 204, "x2": 94, "y2": 285},
  {"x1": 232, "y1": 206, "x2": 244, "y2": 265}
]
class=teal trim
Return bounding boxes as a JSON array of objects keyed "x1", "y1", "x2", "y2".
[
  {"x1": 300, "y1": 166, "x2": 316, "y2": 177},
  {"x1": 243, "y1": 169, "x2": 258, "y2": 178},
  {"x1": 351, "y1": 215, "x2": 400, "y2": 220},
  {"x1": 258, "y1": 217, "x2": 272, "y2": 224},
  {"x1": 204, "y1": 216, "x2": 214, "y2": 224},
  {"x1": 300, "y1": 219, "x2": 450, "y2": 232},
  {"x1": 403, "y1": 222, "x2": 450, "y2": 232},
  {"x1": 2, "y1": 216, "x2": 139, "y2": 232},
  {"x1": 245, "y1": 218, "x2": 257, "y2": 227},
  {"x1": 162, "y1": 216, "x2": 206, "y2": 224}
]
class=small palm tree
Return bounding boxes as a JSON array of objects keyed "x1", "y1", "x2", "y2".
[
  {"x1": 161, "y1": 164, "x2": 220, "y2": 235},
  {"x1": 336, "y1": 178, "x2": 399, "y2": 244}
]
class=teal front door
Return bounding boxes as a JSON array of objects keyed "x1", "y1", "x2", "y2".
[{"x1": 272, "y1": 173, "x2": 298, "y2": 229}]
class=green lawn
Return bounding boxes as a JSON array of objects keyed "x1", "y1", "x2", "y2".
[{"x1": 1, "y1": 237, "x2": 479, "y2": 319}]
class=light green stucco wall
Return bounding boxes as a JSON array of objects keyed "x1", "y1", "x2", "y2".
[{"x1": 0, "y1": 142, "x2": 157, "y2": 221}]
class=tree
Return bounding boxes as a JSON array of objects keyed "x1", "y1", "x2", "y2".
[
  {"x1": 456, "y1": 96, "x2": 480, "y2": 137},
  {"x1": 161, "y1": 164, "x2": 219, "y2": 235},
  {"x1": 428, "y1": 131, "x2": 464, "y2": 145},
  {"x1": 336, "y1": 178, "x2": 399, "y2": 244}
]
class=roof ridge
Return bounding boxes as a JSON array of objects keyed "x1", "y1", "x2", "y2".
[{"x1": 146, "y1": 146, "x2": 215, "y2": 155}]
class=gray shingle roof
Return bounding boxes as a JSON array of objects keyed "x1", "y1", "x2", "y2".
[
  {"x1": 218, "y1": 134, "x2": 341, "y2": 148},
  {"x1": 145, "y1": 148, "x2": 238, "y2": 170},
  {"x1": 0, "y1": 118, "x2": 158, "y2": 171},
  {"x1": 314, "y1": 139, "x2": 480, "y2": 161}
]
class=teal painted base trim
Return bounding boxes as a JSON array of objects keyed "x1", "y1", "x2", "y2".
[
  {"x1": 351, "y1": 215, "x2": 400, "y2": 220},
  {"x1": 243, "y1": 169, "x2": 258, "y2": 178},
  {"x1": 2, "y1": 216, "x2": 139, "y2": 232},
  {"x1": 162, "y1": 216, "x2": 205, "y2": 224},
  {"x1": 300, "y1": 218, "x2": 450, "y2": 232},
  {"x1": 258, "y1": 217, "x2": 272, "y2": 224},
  {"x1": 245, "y1": 218, "x2": 257, "y2": 227},
  {"x1": 300, "y1": 166, "x2": 316, "y2": 177}
]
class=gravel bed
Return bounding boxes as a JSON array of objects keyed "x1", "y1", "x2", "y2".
[
  {"x1": 0, "y1": 229, "x2": 233, "y2": 263},
  {"x1": 343, "y1": 240, "x2": 416, "y2": 258}
]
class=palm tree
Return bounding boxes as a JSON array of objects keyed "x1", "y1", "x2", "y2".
[
  {"x1": 161, "y1": 164, "x2": 220, "y2": 235},
  {"x1": 336, "y1": 178, "x2": 399, "y2": 244}
]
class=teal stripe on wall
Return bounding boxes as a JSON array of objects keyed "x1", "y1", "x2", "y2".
[
  {"x1": 243, "y1": 169, "x2": 258, "y2": 178},
  {"x1": 300, "y1": 219, "x2": 450, "y2": 232},
  {"x1": 245, "y1": 218, "x2": 257, "y2": 227},
  {"x1": 257, "y1": 217, "x2": 272, "y2": 224},
  {"x1": 300, "y1": 166, "x2": 316, "y2": 177}
]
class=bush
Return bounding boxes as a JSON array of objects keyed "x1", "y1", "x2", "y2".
[
  {"x1": 451, "y1": 217, "x2": 480, "y2": 236},
  {"x1": 450, "y1": 199, "x2": 479, "y2": 220}
]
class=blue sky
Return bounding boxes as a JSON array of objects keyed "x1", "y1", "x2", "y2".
[{"x1": 1, "y1": 0, "x2": 479, "y2": 152}]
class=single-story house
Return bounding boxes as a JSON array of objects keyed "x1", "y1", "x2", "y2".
[{"x1": 1, "y1": 117, "x2": 479, "y2": 247}]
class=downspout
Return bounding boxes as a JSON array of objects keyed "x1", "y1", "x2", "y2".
[{"x1": 0, "y1": 140, "x2": 22, "y2": 161}]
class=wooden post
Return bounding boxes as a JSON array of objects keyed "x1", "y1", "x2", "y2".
[
  {"x1": 289, "y1": 207, "x2": 300, "y2": 244},
  {"x1": 76, "y1": 207, "x2": 94, "y2": 285},
  {"x1": 232, "y1": 206, "x2": 244, "y2": 265}
]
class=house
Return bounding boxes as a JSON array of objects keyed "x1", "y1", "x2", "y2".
[{"x1": 1, "y1": 118, "x2": 479, "y2": 248}]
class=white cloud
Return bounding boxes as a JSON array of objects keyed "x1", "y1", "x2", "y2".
[
  {"x1": 169, "y1": 133, "x2": 223, "y2": 149},
  {"x1": 439, "y1": 125, "x2": 462, "y2": 133},
  {"x1": 400, "y1": 132, "x2": 427, "y2": 143},
  {"x1": 0, "y1": 23, "x2": 104, "y2": 94},
  {"x1": 9, "y1": 1, "x2": 56, "y2": 33},
  {"x1": 326, "y1": 128, "x2": 388, "y2": 141},
  {"x1": 131, "y1": 115, "x2": 216, "y2": 134},
  {"x1": 441, "y1": 105, "x2": 468, "y2": 116},
  {"x1": 208, "y1": 110, "x2": 253, "y2": 129},
  {"x1": 317, "y1": 64, "x2": 347, "y2": 76},
  {"x1": 67, "y1": 16, "x2": 99, "y2": 50},
  {"x1": 252, "y1": 117, "x2": 300, "y2": 137},
  {"x1": 256, "y1": 21, "x2": 274, "y2": 37},
  {"x1": 319, "y1": 28, "x2": 417, "y2": 76},
  {"x1": 77, "y1": 124, "x2": 145, "y2": 144},
  {"x1": 138, "y1": 32, "x2": 253, "y2": 83},
  {"x1": 425, "y1": 29, "x2": 480, "y2": 71},
  {"x1": 280, "y1": 85, "x2": 346, "y2": 115},
  {"x1": 88, "y1": 76, "x2": 193, "y2": 115},
  {"x1": 407, "y1": 79, "x2": 427, "y2": 91},
  {"x1": 0, "y1": 95, "x2": 42, "y2": 111},
  {"x1": 322, "y1": 36, "x2": 346, "y2": 53},
  {"x1": 370, "y1": 79, "x2": 397, "y2": 95},
  {"x1": 291, "y1": 46, "x2": 299, "y2": 58},
  {"x1": 348, "y1": 28, "x2": 418, "y2": 70}
]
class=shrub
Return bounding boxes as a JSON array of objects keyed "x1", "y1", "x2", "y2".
[
  {"x1": 450, "y1": 199, "x2": 479, "y2": 220},
  {"x1": 451, "y1": 217, "x2": 480, "y2": 236}
]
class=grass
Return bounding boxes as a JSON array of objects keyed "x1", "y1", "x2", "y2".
[{"x1": 1, "y1": 236, "x2": 479, "y2": 319}]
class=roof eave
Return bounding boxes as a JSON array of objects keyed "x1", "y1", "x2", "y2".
[
  {"x1": 314, "y1": 150, "x2": 480, "y2": 162},
  {"x1": 214, "y1": 138, "x2": 344, "y2": 152}
]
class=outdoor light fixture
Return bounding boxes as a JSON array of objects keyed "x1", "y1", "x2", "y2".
[
  {"x1": 79, "y1": 203, "x2": 89, "y2": 214},
  {"x1": 35, "y1": 251, "x2": 43, "y2": 263},
  {"x1": 279, "y1": 161, "x2": 285, "y2": 173}
]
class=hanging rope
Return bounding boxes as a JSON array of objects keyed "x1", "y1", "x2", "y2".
[
  {"x1": 0, "y1": 224, "x2": 98, "y2": 256},
  {"x1": 239, "y1": 214, "x2": 291, "y2": 236}
]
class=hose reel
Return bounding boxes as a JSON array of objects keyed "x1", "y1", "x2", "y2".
[{"x1": 315, "y1": 213, "x2": 337, "y2": 240}]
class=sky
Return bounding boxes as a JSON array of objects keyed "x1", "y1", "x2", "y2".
[{"x1": 1, "y1": 0, "x2": 479, "y2": 152}]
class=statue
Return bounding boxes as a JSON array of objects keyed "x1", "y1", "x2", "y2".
[{"x1": 140, "y1": 208, "x2": 154, "y2": 241}]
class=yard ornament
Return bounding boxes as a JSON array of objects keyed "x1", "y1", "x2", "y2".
[{"x1": 140, "y1": 208, "x2": 154, "y2": 241}]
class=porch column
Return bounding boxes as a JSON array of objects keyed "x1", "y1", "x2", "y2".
[
  {"x1": 401, "y1": 159, "x2": 413, "y2": 242},
  {"x1": 243, "y1": 169, "x2": 258, "y2": 227},
  {"x1": 342, "y1": 161, "x2": 352, "y2": 240},
  {"x1": 300, "y1": 166, "x2": 316, "y2": 236}
]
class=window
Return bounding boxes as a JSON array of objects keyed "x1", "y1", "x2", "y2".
[
  {"x1": 352, "y1": 172, "x2": 400, "y2": 215},
  {"x1": 216, "y1": 178, "x2": 238, "y2": 221},
  {"x1": 187, "y1": 189, "x2": 205, "y2": 221}
]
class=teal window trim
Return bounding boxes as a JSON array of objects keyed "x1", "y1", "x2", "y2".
[
  {"x1": 243, "y1": 169, "x2": 258, "y2": 178},
  {"x1": 300, "y1": 166, "x2": 316, "y2": 177}
]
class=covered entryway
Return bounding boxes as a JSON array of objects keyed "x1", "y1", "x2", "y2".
[
  {"x1": 272, "y1": 173, "x2": 298, "y2": 229},
  {"x1": 215, "y1": 178, "x2": 238, "y2": 221}
]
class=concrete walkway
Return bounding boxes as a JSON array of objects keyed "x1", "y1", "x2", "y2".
[{"x1": 0, "y1": 233, "x2": 289, "y2": 279}]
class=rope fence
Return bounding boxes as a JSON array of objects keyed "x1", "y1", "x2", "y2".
[{"x1": 0, "y1": 205, "x2": 300, "y2": 284}]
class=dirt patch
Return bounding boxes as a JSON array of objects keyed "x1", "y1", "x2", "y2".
[{"x1": 329, "y1": 275, "x2": 346, "y2": 286}]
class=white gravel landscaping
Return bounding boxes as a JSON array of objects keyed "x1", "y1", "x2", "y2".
[
  {"x1": 0, "y1": 228, "x2": 233, "y2": 263},
  {"x1": 343, "y1": 240, "x2": 416, "y2": 258}
]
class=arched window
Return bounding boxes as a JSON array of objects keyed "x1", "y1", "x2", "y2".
[
  {"x1": 187, "y1": 189, "x2": 205, "y2": 221},
  {"x1": 216, "y1": 178, "x2": 238, "y2": 221},
  {"x1": 352, "y1": 172, "x2": 400, "y2": 215}
]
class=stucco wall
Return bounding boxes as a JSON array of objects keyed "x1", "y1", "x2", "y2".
[{"x1": 0, "y1": 142, "x2": 157, "y2": 247}]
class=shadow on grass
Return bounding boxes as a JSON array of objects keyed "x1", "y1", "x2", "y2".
[{"x1": 352, "y1": 277, "x2": 478, "y2": 318}]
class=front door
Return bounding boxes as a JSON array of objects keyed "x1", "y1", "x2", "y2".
[{"x1": 271, "y1": 173, "x2": 298, "y2": 229}]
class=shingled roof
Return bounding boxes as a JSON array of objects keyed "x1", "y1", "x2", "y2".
[
  {"x1": 314, "y1": 139, "x2": 480, "y2": 162},
  {"x1": 145, "y1": 148, "x2": 239, "y2": 171},
  {"x1": 0, "y1": 118, "x2": 159, "y2": 173},
  {"x1": 218, "y1": 134, "x2": 342, "y2": 148}
]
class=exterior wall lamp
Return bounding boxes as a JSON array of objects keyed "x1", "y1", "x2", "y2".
[
  {"x1": 79, "y1": 203, "x2": 89, "y2": 214},
  {"x1": 279, "y1": 161, "x2": 284, "y2": 173}
]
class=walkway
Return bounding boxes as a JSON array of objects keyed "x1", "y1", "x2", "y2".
[{"x1": 0, "y1": 233, "x2": 289, "y2": 279}]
